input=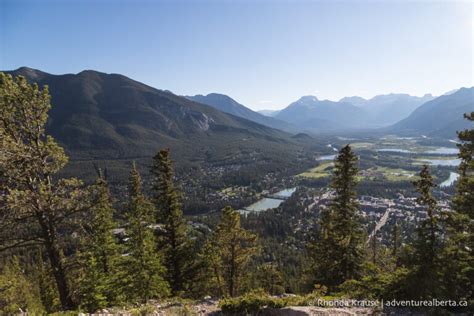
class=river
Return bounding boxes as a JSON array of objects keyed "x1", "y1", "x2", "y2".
[
  {"x1": 238, "y1": 187, "x2": 296, "y2": 214},
  {"x1": 440, "y1": 172, "x2": 459, "y2": 188}
]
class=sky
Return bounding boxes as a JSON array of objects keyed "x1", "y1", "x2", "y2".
[{"x1": 1, "y1": 0, "x2": 472, "y2": 111}]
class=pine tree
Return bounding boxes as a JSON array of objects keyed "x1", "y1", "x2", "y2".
[
  {"x1": 150, "y1": 149, "x2": 194, "y2": 295},
  {"x1": 413, "y1": 166, "x2": 439, "y2": 264},
  {"x1": 308, "y1": 145, "x2": 364, "y2": 290},
  {"x1": 123, "y1": 163, "x2": 169, "y2": 303},
  {"x1": 441, "y1": 112, "x2": 474, "y2": 301},
  {"x1": 77, "y1": 256, "x2": 108, "y2": 312},
  {"x1": 205, "y1": 206, "x2": 258, "y2": 297},
  {"x1": 408, "y1": 165, "x2": 442, "y2": 299},
  {"x1": 253, "y1": 263, "x2": 285, "y2": 295},
  {"x1": 77, "y1": 173, "x2": 120, "y2": 311},
  {"x1": 0, "y1": 73, "x2": 88, "y2": 310}
]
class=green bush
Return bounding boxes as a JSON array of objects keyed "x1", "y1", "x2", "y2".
[
  {"x1": 219, "y1": 289, "x2": 287, "y2": 314},
  {"x1": 0, "y1": 258, "x2": 44, "y2": 315}
]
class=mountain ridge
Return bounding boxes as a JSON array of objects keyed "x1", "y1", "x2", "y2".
[
  {"x1": 186, "y1": 93, "x2": 297, "y2": 133},
  {"x1": 3, "y1": 67, "x2": 305, "y2": 167},
  {"x1": 387, "y1": 87, "x2": 474, "y2": 138}
]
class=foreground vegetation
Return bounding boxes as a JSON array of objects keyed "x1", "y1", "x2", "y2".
[{"x1": 0, "y1": 73, "x2": 473, "y2": 314}]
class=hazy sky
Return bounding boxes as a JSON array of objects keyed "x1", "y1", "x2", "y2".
[{"x1": 1, "y1": 0, "x2": 472, "y2": 110}]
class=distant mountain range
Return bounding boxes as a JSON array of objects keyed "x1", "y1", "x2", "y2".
[
  {"x1": 4, "y1": 67, "x2": 472, "y2": 164},
  {"x1": 274, "y1": 96, "x2": 367, "y2": 132},
  {"x1": 186, "y1": 93, "x2": 296, "y2": 132},
  {"x1": 188, "y1": 92, "x2": 438, "y2": 133},
  {"x1": 4, "y1": 67, "x2": 309, "y2": 170},
  {"x1": 340, "y1": 93, "x2": 434, "y2": 126},
  {"x1": 269, "y1": 93, "x2": 435, "y2": 132},
  {"x1": 387, "y1": 87, "x2": 474, "y2": 138}
]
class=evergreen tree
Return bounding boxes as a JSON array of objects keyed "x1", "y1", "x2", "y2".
[
  {"x1": 204, "y1": 206, "x2": 258, "y2": 297},
  {"x1": 253, "y1": 263, "x2": 285, "y2": 295},
  {"x1": 123, "y1": 163, "x2": 169, "y2": 303},
  {"x1": 308, "y1": 145, "x2": 364, "y2": 290},
  {"x1": 77, "y1": 256, "x2": 108, "y2": 312},
  {"x1": 441, "y1": 112, "x2": 474, "y2": 301},
  {"x1": 0, "y1": 73, "x2": 88, "y2": 310},
  {"x1": 150, "y1": 149, "x2": 194, "y2": 295},
  {"x1": 77, "y1": 173, "x2": 120, "y2": 311},
  {"x1": 413, "y1": 166, "x2": 439, "y2": 264},
  {"x1": 406, "y1": 165, "x2": 442, "y2": 299}
]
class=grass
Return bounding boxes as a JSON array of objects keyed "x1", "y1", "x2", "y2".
[
  {"x1": 297, "y1": 162, "x2": 417, "y2": 182},
  {"x1": 297, "y1": 162, "x2": 334, "y2": 179},
  {"x1": 361, "y1": 166, "x2": 416, "y2": 181}
]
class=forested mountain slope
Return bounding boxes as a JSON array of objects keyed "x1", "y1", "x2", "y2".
[
  {"x1": 388, "y1": 87, "x2": 474, "y2": 138},
  {"x1": 5, "y1": 67, "x2": 304, "y2": 160}
]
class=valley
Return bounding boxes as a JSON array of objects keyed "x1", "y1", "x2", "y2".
[
  {"x1": 184, "y1": 135, "x2": 460, "y2": 254},
  {"x1": 2, "y1": 1, "x2": 473, "y2": 313}
]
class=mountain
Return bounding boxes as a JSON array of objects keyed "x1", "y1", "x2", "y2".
[
  {"x1": 274, "y1": 96, "x2": 368, "y2": 132},
  {"x1": 341, "y1": 93, "x2": 434, "y2": 126},
  {"x1": 388, "y1": 87, "x2": 474, "y2": 138},
  {"x1": 186, "y1": 93, "x2": 295, "y2": 132},
  {"x1": 258, "y1": 109, "x2": 280, "y2": 117},
  {"x1": 4, "y1": 67, "x2": 313, "y2": 179},
  {"x1": 339, "y1": 96, "x2": 367, "y2": 107}
]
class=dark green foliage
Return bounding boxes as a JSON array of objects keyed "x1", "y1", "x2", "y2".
[
  {"x1": 401, "y1": 165, "x2": 443, "y2": 299},
  {"x1": 122, "y1": 163, "x2": 169, "y2": 302},
  {"x1": 151, "y1": 149, "x2": 195, "y2": 296},
  {"x1": 439, "y1": 112, "x2": 474, "y2": 302},
  {"x1": 4, "y1": 67, "x2": 308, "y2": 184},
  {"x1": 252, "y1": 264, "x2": 285, "y2": 295},
  {"x1": 453, "y1": 112, "x2": 474, "y2": 218},
  {"x1": 308, "y1": 145, "x2": 365, "y2": 290},
  {"x1": 0, "y1": 73, "x2": 88, "y2": 310},
  {"x1": 77, "y1": 175, "x2": 120, "y2": 311},
  {"x1": 0, "y1": 257, "x2": 45, "y2": 314},
  {"x1": 36, "y1": 257, "x2": 60, "y2": 313},
  {"x1": 219, "y1": 289, "x2": 287, "y2": 314},
  {"x1": 204, "y1": 206, "x2": 259, "y2": 297},
  {"x1": 412, "y1": 166, "x2": 440, "y2": 263},
  {"x1": 77, "y1": 256, "x2": 108, "y2": 312}
]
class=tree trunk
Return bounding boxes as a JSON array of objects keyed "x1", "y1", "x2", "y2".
[{"x1": 38, "y1": 212, "x2": 74, "y2": 310}]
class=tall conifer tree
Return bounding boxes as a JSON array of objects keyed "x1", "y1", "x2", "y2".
[
  {"x1": 124, "y1": 163, "x2": 169, "y2": 303},
  {"x1": 150, "y1": 149, "x2": 194, "y2": 295},
  {"x1": 78, "y1": 173, "x2": 120, "y2": 311},
  {"x1": 308, "y1": 145, "x2": 364, "y2": 290},
  {"x1": 205, "y1": 206, "x2": 258, "y2": 297},
  {"x1": 407, "y1": 165, "x2": 442, "y2": 299},
  {"x1": 441, "y1": 112, "x2": 474, "y2": 301}
]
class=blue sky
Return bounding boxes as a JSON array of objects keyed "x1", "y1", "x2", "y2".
[{"x1": 1, "y1": 0, "x2": 472, "y2": 110}]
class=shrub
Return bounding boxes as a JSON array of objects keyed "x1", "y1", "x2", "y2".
[{"x1": 219, "y1": 289, "x2": 287, "y2": 314}]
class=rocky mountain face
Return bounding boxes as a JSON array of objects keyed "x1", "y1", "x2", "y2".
[{"x1": 187, "y1": 93, "x2": 296, "y2": 132}]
